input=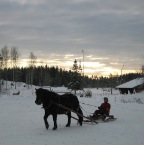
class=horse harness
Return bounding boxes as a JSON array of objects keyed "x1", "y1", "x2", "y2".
[
  {"x1": 42, "y1": 92, "x2": 80, "y2": 114},
  {"x1": 42, "y1": 92, "x2": 64, "y2": 113}
]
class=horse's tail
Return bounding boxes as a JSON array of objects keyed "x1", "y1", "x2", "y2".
[{"x1": 77, "y1": 105, "x2": 83, "y2": 126}]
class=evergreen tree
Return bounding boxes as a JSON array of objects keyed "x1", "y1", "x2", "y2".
[{"x1": 68, "y1": 59, "x2": 82, "y2": 93}]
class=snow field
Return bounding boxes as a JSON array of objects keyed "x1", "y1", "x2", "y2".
[{"x1": 0, "y1": 85, "x2": 144, "y2": 145}]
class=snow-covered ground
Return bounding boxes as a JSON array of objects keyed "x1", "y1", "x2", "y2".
[{"x1": 0, "y1": 82, "x2": 144, "y2": 145}]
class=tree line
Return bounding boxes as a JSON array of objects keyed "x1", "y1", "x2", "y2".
[
  {"x1": 0, "y1": 65, "x2": 142, "y2": 88},
  {"x1": 0, "y1": 45, "x2": 143, "y2": 92}
]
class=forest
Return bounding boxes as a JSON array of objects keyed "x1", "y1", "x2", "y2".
[
  {"x1": 0, "y1": 65, "x2": 142, "y2": 88},
  {"x1": 0, "y1": 46, "x2": 143, "y2": 91}
]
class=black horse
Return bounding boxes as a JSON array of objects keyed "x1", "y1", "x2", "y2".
[{"x1": 35, "y1": 88, "x2": 83, "y2": 130}]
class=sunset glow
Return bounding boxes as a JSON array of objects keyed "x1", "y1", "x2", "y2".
[
  {"x1": 0, "y1": 0, "x2": 143, "y2": 77},
  {"x1": 18, "y1": 56, "x2": 140, "y2": 77}
]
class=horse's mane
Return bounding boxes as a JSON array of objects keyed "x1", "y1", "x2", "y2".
[
  {"x1": 38, "y1": 88, "x2": 59, "y2": 97},
  {"x1": 48, "y1": 89, "x2": 58, "y2": 95}
]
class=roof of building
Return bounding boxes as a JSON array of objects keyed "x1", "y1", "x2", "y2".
[{"x1": 116, "y1": 78, "x2": 144, "y2": 89}]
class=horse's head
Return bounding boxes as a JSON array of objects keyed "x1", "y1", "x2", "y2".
[
  {"x1": 35, "y1": 88, "x2": 44, "y2": 105},
  {"x1": 35, "y1": 88, "x2": 53, "y2": 106}
]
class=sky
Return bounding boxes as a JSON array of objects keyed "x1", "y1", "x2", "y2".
[{"x1": 0, "y1": 0, "x2": 144, "y2": 77}]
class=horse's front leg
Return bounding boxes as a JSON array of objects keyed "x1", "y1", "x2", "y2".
[
  {"x1": 66, "y1": 112, "x2": 71, "y2": 127},
  {"x1": 44, "y1": 110, "x2": 50, "y2": 130},
  {"x1": 52, "y1": 114, "x2": 57, "y2": 130}
]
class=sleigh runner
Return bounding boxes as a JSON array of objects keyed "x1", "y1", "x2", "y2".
[{"x1": 84, "y1": 115, "x2": 117, "y2": 123}]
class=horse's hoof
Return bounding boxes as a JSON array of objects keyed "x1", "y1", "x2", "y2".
[
  {"x1": 46, "y1": 125, "x2": 49, "y2": 130},
  {"x1": 53, "y1": 126, "x2": 57, "y2": 130},
  {"x1": 78, "y1": 121, "x2": 83, "y2": 126},
  {"x1": 66, "y1": 124, "x2": 70, "y2": 127}
]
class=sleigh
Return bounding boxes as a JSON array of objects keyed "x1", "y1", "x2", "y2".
[
  {"x1": 52, "y1": 102, "x2": 98, "y2": 124},
  {"x1": 84, "y1": 114, "x2": 117, "y2": 123}
]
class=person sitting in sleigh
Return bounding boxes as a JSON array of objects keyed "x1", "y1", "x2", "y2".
[{"x1": 91, "y1": 97, "x2": 111, "y2": 121}]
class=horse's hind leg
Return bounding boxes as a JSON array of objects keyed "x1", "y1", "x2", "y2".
[
  {"x1": 52, "y1": 114, "x2": 57, "y2": 130},
  {"x1": 44, "y1": 110, "x2": 50, "y2": 130},
  {"x1": 66, "y1": 112, "x2": 71, "y2": 127},
  {"x1": 77, "y1": 107, "x2": 83, "y2": 126}
]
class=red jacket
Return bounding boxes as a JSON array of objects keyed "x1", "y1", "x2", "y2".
[{"x1": 99, "y1": 102, "x2": 111, "y2": 113}]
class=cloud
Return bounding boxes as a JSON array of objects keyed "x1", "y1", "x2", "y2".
[
  {"x1": 4, "y1": 0, "x2": 47, "y2": 5},
  {"x1": 0, "y1": 0, "x2": 144, "y2": 76}
]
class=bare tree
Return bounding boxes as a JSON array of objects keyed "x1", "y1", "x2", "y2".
[
  {"x1": 29, "y1": 52, "x2": 37, "y2": 67},
  {"x1": 1, "y1": 45, "x2": 9, "y2": 89},
  {"x1": 1, "y1": 45, "x2": 9, "y2": 68},
  {"x1": 11, "y1": 47, "x2": 19, "y2": 89},
  {"x1": 28, "y1": 52, "x2": 37, "y2": 87},
  {"x1": 142, "y1": 65, "x2": 144, "y2": 75},
  {"x1": 0, "y1": 54, "x2": 3, "y2": 92}
]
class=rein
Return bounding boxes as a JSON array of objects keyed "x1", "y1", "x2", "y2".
[
  {"x1": 80, "y1": 102, "x2": 98, "y2": 108},
  {"x1": 42, "y1": 92, "x2": 61, "y2": 111},
  {"x1": 51, "y1": 101, "x2": 98, "y2": 124},
  {"x1": 79, "y1": 105, "x2": 93, "y2": 114},
  {"x1": 42, "y1": 102, "x2": 52, "y2": 109},
  {"x1": 41, "y1": 91, "x2": 53, "y2": 109}
]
